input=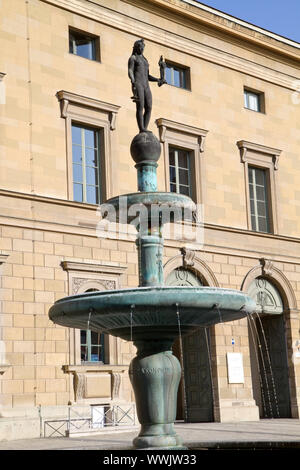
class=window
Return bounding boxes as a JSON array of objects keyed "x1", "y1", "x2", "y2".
[
  {"x1": 79, "y1": 288, "x2": 106, "y2": 363},
  {"x1": 169, "y1": 147, "x2": 192, "y2": 196},
  {"x1": 248, "y1": 166, "x2": 271, "y2": 233},
  {"x1": 69, "y1": 28, "x2": 100, "y2": 61},
  {"x1": 57, "y1": 91, "x2": 120, "y2": 203},
  {"x1": 237, "y1": 140, "x2": 281, "y2": 234},
  {"x1": 72, "y1": 124, "x2": 101, "y2": 204},
  {"x1": 165, "y1": 62, "x2": 190, "y2": 90},
  {"x1": 244, "y1": 88, "x2": 264, "y2": 112},
  {"x1": 156, "y1": 118, "x2": 208, "y2": 204},
  {"x1": 81, "y1": 330, "x2": 105, "y2": 363}
]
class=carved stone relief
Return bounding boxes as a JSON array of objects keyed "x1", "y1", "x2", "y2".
[
  {"x1": 180, "y1": 247, "x2": 195, "y2": 268},
  {"x1": 72, "y1": 278, "x2": 116, "y2": 295},
  {"x1": 73, "y1": 372, "x2": 86, "y2": 401},
  {"x1": 111, "y1": 373, "x2": 122, "y2": 399}
]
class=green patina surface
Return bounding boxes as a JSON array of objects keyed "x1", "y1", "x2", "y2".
[{"x1": 49, "y1": 130, "x2": 256, "y2": 450}]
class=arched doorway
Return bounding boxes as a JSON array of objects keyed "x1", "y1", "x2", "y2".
[
  {"x1": 166, "y1": 267, "x2": 214, "y2": 422},
  {"x1": 247, "y1": 278, "x2": 291, "y2": 418}
]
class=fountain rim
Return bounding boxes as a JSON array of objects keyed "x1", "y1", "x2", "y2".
[
  {"x1": 48, "y1": 286, "x2": 256, "y2": 338},
  {"x1": 103, "y1": 191, "x2": 197, "y2": 218},
  {"x1": 51, "y1": 285, "x2": 254, "y2": 305}
]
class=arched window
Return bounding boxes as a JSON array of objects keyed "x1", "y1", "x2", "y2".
[{"x1": 80, "y1": 288, "x2": 106, "y2": 363}]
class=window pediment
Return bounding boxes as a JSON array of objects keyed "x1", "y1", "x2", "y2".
[
  {"x1": 237, "y1": 140, "x2": 281, "y2": 170},
  {"x1": 56, "y1": 90, "x2": 120, "y2": 130}
]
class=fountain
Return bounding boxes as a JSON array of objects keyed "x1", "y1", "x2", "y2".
[{"x1": 49, "y1": 39, "x2": 256, "y2": 450}]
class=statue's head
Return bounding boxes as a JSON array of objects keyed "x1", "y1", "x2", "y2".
[{"x1": 133, "y1": 39, "x2": 145, "y2": 54}]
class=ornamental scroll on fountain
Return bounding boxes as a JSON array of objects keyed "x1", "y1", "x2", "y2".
[{"x1": 49, "y1": 39, "x2": 256, "y2": 450}]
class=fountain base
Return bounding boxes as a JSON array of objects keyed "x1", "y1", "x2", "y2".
[{"x1": 129, "y1": 339, "x2": 187, "y2": 450}]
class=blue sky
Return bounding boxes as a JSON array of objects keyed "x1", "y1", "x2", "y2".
[{"x1": 196, "y1": 0, "x2": 300, "y2": 43}]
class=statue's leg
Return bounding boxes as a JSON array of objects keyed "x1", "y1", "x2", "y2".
[
  {"x1": 143, "y1": 87, "x2": 152, "y2": 132},
  {"x1": 135, "y1": 84, "x2": 145, "y2": 132}
]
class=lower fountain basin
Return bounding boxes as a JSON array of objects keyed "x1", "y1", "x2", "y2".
[{"x1": 49, "y1": 286, "x2": 256, "y2": 341}]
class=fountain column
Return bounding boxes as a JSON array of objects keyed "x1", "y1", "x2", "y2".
[
  {"x1": 131, "y1": 131, "x2": 164, "y2": 288},
  {"x1": 128, "y1": 131, "x2": 185, "y2": 449}
]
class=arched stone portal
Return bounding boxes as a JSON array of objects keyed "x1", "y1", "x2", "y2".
[
  {"x1": 165, "y1": 252, "x2": 216, "y2": 422},
  {"x1": 247, "y1": 277, "x2": 291, "y2": 418}
]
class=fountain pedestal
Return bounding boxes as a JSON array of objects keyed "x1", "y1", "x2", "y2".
[{"x1": 129, "y1": 339, "x2": 185, "y2": 449}]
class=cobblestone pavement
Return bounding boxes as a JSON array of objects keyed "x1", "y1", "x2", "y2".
[{"x1": 0, "y1": 420, "x2": 299, "y2": 450}]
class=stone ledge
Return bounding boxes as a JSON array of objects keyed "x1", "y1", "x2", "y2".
[
  {"x1": 62, "y1": 364, "x2": 128, "y2": 374},
  {"x1": 62, "y1": 364, "x2": 129, "y2": 403},
  {"x1": 61, "y1": 260, "x2": 127, "y2": 275}
]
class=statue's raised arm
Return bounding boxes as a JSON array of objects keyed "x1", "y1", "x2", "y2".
[{"x1": 128, "y1": 39, "x2": 166, "y2": 133}]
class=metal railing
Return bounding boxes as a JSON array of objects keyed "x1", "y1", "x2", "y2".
[{"x1": 43, "y1": 404, "x2": 136, "y2": 437}]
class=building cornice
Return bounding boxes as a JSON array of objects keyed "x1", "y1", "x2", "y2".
[
  {"x1": 1, "y1": 189, "x2": 300, "y2": 264},
  {"x1": 40, "y1": 0, "x2": 300, "y2": 92},
  {"x1": 159, "y1": 0, "x2": 300, "y2": 52},
  {"x1": 0, "y1": 188, "x2": 99, "y2": 210},
  {"x1": 0, "y1": 187, "x2": 300, "y2": 244},
  {"x1": 123, "y1": 0, "x2": 300, "y2": 58}
]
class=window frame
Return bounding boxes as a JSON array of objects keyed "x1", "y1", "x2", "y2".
[
  {"x1": 79, "y1": 287, "x2": 106, "y2": 364},
  {"x1": 81, "y1": 328, "x2": 106, "y2": 364},
  {"x1": 71, "y1": 123, "x2": 102, "y2": 205},
  {"x1": 56, "y1": 90, "x2": 120, "y2": 204},
  {"x1": 237, "y1": 140, "x2": 281, "y2": 234},
  {"x1": 248, "y1": 166, "x2": 271, "y2": 233},
  {"x1": 69, "y1": 27, "x2": 100, "y2": 62},
  {"x1": 156, "y1": 118, "x2": 208, "y2": 205},
  {"x1": 169, "y1": 146, "x2": 193, "y2": 197},
  {"x1": 165, "y1": 61, "x2": 191, "y2": 90},
  {"x1": 243, "y1": 87, "x2": 265, "y2": 113}
]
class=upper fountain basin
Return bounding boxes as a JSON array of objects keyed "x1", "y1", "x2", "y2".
[
  {"x1": 49, "y1": 286, "x2": 256, "y2": 341},
  {"x1": 102, "y1": 192, "x2": 197, "y2": 224}
]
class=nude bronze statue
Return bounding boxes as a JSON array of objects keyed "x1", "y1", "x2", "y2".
[{"x1": 128, "y1": 39, "x2": 166, "y2": 133}]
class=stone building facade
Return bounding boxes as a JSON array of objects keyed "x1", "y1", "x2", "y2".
[{"x1": 0, "y1": 0, "x2": 300, "y2": 439}]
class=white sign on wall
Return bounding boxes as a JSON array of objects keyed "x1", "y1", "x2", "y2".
[{"x1": 227, "y1": 352, "x2": 244, "y2": 384}]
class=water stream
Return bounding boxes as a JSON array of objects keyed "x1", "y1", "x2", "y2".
[
  {"x1": 215, "y1": 303, "x2": 222, "y2": 324},
  {"x1": 130, "y1": 304, "x2": 135, "y2": 342},
  {"x1": 87, "y1": 308, "x2": 92, "y2": 331},
  {"x1": 247, "y1": 313, "x2": 268, "y2": 418},
  {"x1": 249, "y1": 313, "x2": 274, "y2": 418},
  {"x1": 176, "y1": 303, "x2": 188, "y2": 423},
  {"x1": 204, "y1": 326, "x2": 216, "y2": 420},
  {"x1": 255, "y1": 313, "x2": 280, "y2": 418}
]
